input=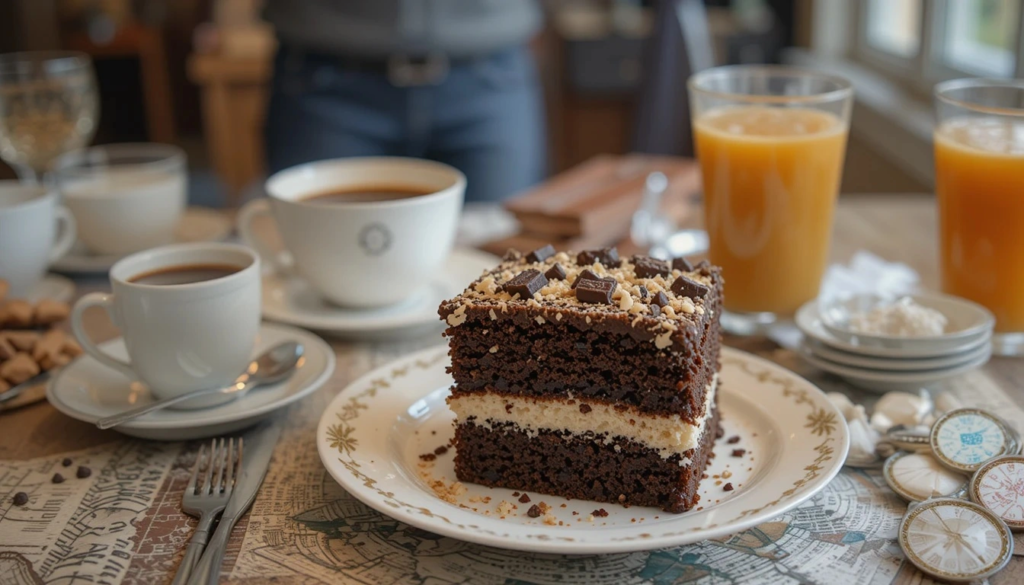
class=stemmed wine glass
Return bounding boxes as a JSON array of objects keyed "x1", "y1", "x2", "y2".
[{"x1": 0, "y1": 51, "x2": 99, "y2": 185}]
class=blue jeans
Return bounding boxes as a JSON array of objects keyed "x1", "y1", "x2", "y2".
[{"x1": 264, "y1": 45, "x2": 546, "y2": 203}]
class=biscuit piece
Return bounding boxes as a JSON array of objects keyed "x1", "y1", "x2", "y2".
[
  {"x1": 34, "y1": 299, "x2": 70, "y2": 326},
  {"x1": 0, "y1": 300, "x2": 33, "y2": 328},
  {"x1": 1, "y1": 331, "x2": 39, "y2": 352},
  {"x1": 0, "y1": 352, "x2": 40, "y2": 384}
]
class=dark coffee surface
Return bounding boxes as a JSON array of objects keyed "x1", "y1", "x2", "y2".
[
  {"x1": 129, "y1": 263, "x2": 242, "y2": 285},
  {"x1": 301, "y1": 185, "x2": 434, "y2": 204}
]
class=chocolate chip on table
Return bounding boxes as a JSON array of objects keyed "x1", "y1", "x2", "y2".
[
  {"x1": 575, "y1": 278, "x2": 615, "y2": 305},
  {"x1": 525, "y1": 244, "x2": 556, "y2": 264},
  {"x1": 52, "y1": 473, "x2": 64, "y2": 484},
  {"x1": 76, "y1": 466, "x2": 92, "y2": 479},
  {"x1": 671, "y1": 275, "x2": 709, "y2": 299},
  {"x1": 519, "y1": 493, "x2": 531, "y2": 503},
  {"x1": 672, "y1": 257, "x2": 694, "y2": 272},
  {"x1": 503, "y1": 269, "x2": 548, "y2": 300},
  {"x1": 723, "y1": 482, "x2": 735, "y2": 492},
  {"x1": 62, "y1": 458, "x2": 72, "y2": 467},
  {"x1": 544, "y1": 263, "x2": 567, "y2": 281},
  {"x1": 727, "y1": 436, "x2": 741, "y2": 444},
  {"x1": 593, "y1": 508, "x2": 609, "y2": 517},
  {"x1": 632, "y1": 256, "x2": 670, "y2": 278},
  {"x1": 652, "y1": 291, "x2": 670, "y2": 308},
  {"x1": 731, "y1": 449, "x2": 746, "y2": 458},
  {"x1": 433, "y1": 446, "x2": 448, "y2": 456},
  {"x1": 12, "y1": 492, "x2": 28, "y2": 506},
  {"x1": 527, "y1": 504, "x2": 542, "y2": 518},
  {"x1": 419, "y1": 453, "x2": 436, "y2": 462},
  {"x1": 577, "y1": 247, "x2": 620, "y2": 268}
]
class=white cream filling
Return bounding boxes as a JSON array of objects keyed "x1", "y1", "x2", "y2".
[{"x1": 449, "y1": 374, "x2": 718, "y2": 462}]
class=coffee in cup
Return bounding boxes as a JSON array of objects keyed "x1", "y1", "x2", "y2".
[
  {"x1": 70, "y1": 242, "x2": 261, "y2": 407},
  {"x1": 238, "y1": 157, "x2": 464, "y2": 308},
  {"x1": 0, "y1": 182, "x2": 77, "y2": 297}
]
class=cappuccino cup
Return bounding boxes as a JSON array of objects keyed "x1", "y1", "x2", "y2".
[
  {"x1": 71, "y1": 243, "x2": 261, "y2": 407},
  {"x1": 238, "y1": 157, "x2": 464, "y2": 308},
  {"x1": 0, "y1": 182, "x2": 77, "y2": 297}
]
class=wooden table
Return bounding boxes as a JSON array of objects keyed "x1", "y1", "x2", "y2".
[{"x1": 4, "y1": 193, "x2": 1024, "y2": 584}]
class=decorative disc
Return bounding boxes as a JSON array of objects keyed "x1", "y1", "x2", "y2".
[
  {"x1": 898, "y1": 498, "x2": 1012, "y2": 583},
  {"x1": 885, "y1": 426, "x2": 932, "y2": 453},
  {"x1": 930, "y1": 409, "x2": 1010, "y2": 473},
  {"x1": 970, "y1": 455, "x2": 1024, "y2": 531},
  {"x1": 883, "y1": 451, "x2": 968, "y2": 502}
]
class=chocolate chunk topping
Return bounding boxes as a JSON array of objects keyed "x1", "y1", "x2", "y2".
[
  {"x1": 672, "y1": 257, "x2": 694, "y2": 272},
  {"x1": 518, "y1": 493, "x2": 531, "y2": 503},
  {"x1": 649, "y1": 304, "x2": 661, "y2": 318},
  {"x1": 525, "y1": 244, "x2": 556, "y2": 263},
  {"x1": 52, "y1": 473, "x2": 64, "y2": 484},
  {"x1": 544, "y1": 263, "x2": 567, "y2": 281},
  {"x1": 593, "y1": 508, "x2": 609, "y2": 517},
  {"x1": 12, "y1": 492, "x2": 28, "y2": 506},
  {"x1": 727, "y1": 435, "x2": 741, "y2": 444},
  {"x1": 723, "y1": 482, "x2": 734, "y2": 492},
  {"x1": 570, "y1": 269, "x2": 615, "y2": 289},
  {"x1": 731, "y1": 449, "x2": 746, "y2": 457},
  {"x1": 632, "y1": 256, "x2": 670, "y2": 278},
  {"x1": 527, "y1": 504, "x2": 542, "y2": 518},
  {"x1": 671, "y1": 275, "x2": 709, "y2": 299},
  {"x1": 577, "y1": 247, "x2": 620, "y2": 267},
  {"x1": 652, "y1": 291, "x2": 669, "y2": 307},
  {"x1": 503, "y1": 269, "x2": 548, "y2": 300},
  {"x1": 575, "y1": 278, "x2": 615, "y2": 304},
  {"x1": 76, "y1": 466, "x2": 91, "y2": 479},
  {"x1": 62, "y1": 458, "x2": 72, "y2": 467},
  {"x1": 638, "y1": 285, "x2": 649, "y2": 299},
  {"x1": 579, "y1": 403, "x2": 592, "y2": 414}
]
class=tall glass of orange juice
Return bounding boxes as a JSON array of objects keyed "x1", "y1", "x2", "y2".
[
  {"x1": 934, "y1": 79, "x2": 1024, "y2": 356},
  {"x1": 688, "y1": 66, "x2": 853, "y2": 334}
]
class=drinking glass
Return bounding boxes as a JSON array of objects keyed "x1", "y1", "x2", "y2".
[
  {"x1": 0, "y1": 52, "x2": 98, "y2": 184},
  {"x1": 934, "y1": 78, "x2": 1024, "y2": 356},
  {"x1": 688, "y1": 66, "x2": 853, "y2": 334}
]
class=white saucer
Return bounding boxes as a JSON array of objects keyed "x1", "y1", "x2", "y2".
[
  {"x1": 46, "y1": 322, "x2": 335, "y2": 440},
  {"x1": 797, "y1": 342, "x2": 992, "y2": 393},
  {"x1": 802, "y1": 337, "x2": 991, "y2": 371},
  {"x1": 23, "y1": 273, "x2": 76, "y2": 303},
  {"x1": 51, "y1": 207, "x2": 233, "y2": 274},
  {"x1": 262, "y1": 248, "x2": 497, "y2": 340},
  {"x1": 317, "y1": 346, "x2": 848, "y2": 554},
  {"x1": 796, "y1": 300, "x2": 991, "y2": 359}
]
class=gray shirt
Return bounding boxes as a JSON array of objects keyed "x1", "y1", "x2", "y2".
[{"x1": 264, "y1": 0, "x2": 543, "y2": 58}]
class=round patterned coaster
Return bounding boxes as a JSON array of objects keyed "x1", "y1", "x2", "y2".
[
  {"x1": 970, "y1": 455, "x2": 1024, "y2": 531},
  {"x1": 885, "y1": 426, "x2": 932, "y2": 453},
  {"x1": 899, "y1": 498, "x2": 1013, "y2": 583},
  {"x1": 930, "y1": 409, "x2": 1012, "y2": 473},
  {"x1": 884, "y1": 451, "x2": 968, "y2": 502}
]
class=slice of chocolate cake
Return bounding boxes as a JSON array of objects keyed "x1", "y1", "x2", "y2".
[{"x1": 439, "y1": 247, "x2": 723, "y2": 513}]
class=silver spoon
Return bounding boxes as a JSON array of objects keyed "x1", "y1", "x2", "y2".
[{"x1": 96, "y1": 342, "x2": 303, "y2": 430}]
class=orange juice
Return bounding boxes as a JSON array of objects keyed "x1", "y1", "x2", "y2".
[
  {"x1": 935, "y1": 117, "x2": 1024, "y2": 332},
  {"x1": 694, "y1": 106, "x2": 848, "y2": 315}
]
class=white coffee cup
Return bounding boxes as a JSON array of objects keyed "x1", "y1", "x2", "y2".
[
  {"x1": 57, "y1": 143, "x2": 187, "y2": 256},
  {"x1": 0, "y1": 182, "x2": 77, "y2": 297},
  {"x1": 71, "y1": 243, "x2": 261, "y2": 407},
  {"x1": 238, "y1": 157, "x2": 464, "y2": 308}
]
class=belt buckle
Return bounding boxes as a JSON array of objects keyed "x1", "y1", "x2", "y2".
[{"x1": 387, "y1": 53, "x2": 450, "y2": 86}]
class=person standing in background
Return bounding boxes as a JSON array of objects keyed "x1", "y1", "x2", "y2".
[{"x1": 262, "y1": 0, "x2": 546, "y2": 203}]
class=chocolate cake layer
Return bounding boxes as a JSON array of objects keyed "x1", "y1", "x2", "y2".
[
  {"x1": 447, "y1": 308, "x2": 721, "y2": 418},
  {"x1": 452, "y1": 396, "x2": 721, "y2": 513}
]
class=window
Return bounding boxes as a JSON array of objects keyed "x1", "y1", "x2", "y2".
[
  {"x1": 865, "y1": 0, "x2": 922, "y2": 58},
  {"x1": 851, "y1": 0, "x2": 1024, "y2": 85}
]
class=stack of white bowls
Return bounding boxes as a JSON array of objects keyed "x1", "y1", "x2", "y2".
[{"x1": 796, "y1": 292, "x2": 994, "y2": 393}]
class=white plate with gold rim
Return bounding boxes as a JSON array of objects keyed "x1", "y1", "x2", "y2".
[
  {"x1": 261, "y1": 248, "x2": 497, "y2": 340},
  {"x1": 316, "y1": 345, "x2": 849, "y2": 554}
]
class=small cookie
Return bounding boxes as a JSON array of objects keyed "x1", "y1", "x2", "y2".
[
  {"x1": 34, "y1": 299, "x2": 70, "y2": 325},
  {"x1": 0, "y1": 300, "x2": 33, "y2": 328},
  {"x1": 0, "y1": 352, "x2": 40, "y2": 385},
  {"x1": 1, "y1": 330, "x2": 39, "y2": 352}
]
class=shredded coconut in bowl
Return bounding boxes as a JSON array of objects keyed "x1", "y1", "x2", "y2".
[{"x1": 848, "y1": 297, "x2": 948, "y2": 337}]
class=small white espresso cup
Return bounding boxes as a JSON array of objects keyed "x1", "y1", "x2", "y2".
[
  {"x1": 56, "y1": 143, "x2": 187, "y2": 256},
  {"x1": 0, "y1": 182, "x2": 77, "y2": 297},
  {"x1": 71, "y1": 243, "x2": 261, "y2": 406},
  {"x1": 239, "y1": 157, "x2": 465, "y2": 308}
]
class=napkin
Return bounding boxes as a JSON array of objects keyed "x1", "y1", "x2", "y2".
[{"x1": 767, "y1": 251, "x2": 920, "y2": 349}]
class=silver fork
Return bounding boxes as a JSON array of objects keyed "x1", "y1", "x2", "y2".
[{"x1": 171, "y1": 438, "x2": 239, "y2": 585}]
